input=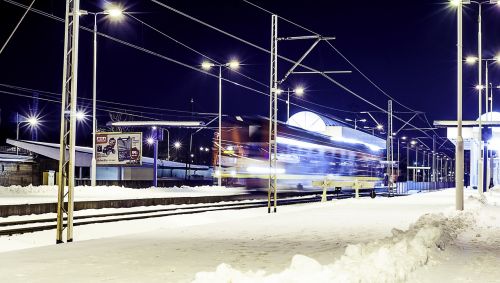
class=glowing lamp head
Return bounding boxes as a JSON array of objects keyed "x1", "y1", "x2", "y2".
[
  {"x1": 27, "y1": 116, "x2": 39, "y2": 126},
  {"x1": 402, "y1": 136, "x2": 407, "y2": 140},
  {"x1": 411, "y1": 140, "x2": 417, "y2": 145},
  {"x1": 104, "y1": 2, "x2": 124, "y2": 19},
  {"x1": 76, "y1": 111, "x2": 86, "y2": 121},
  {"x1": 228, "y1": 60, "x2": 240, "y2": 70},
  {"x1": 174, "y1": 141, "x2": 181, "y2": 149},
  {"x1": 201, "y1": 61, "x2": 213, "y2": 70},
  {"x1": 450, "y1": 0, "x2": 461, "y2": 6},
  {"x1": 465, "y1": 56, "x2": 478, "y2": 65},
  {"x1": 276, "y1": 89, "x2": 283, "y2": 95},
  {"x1": 294, "y1": 87, "x2": 305, "y2": 96},
  {"x1": 376, "y1": 124, "x2": 384, "y2": 130},
  {"x1": 476, "y1": 85, "x2": 485, "y2": 91}
]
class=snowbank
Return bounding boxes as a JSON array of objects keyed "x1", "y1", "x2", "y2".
[
  {"x1": 0, "y1": 185, "x2": 245, "y2": 204},
  {"x1": 193, "y1": 197, "x2": 483, "y2": 283}
]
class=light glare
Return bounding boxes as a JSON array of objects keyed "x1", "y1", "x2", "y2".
[{"x1": 294, "y1": 87, "x2": 305, "y2": 96}]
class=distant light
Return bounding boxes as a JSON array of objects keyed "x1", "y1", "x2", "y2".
[
  {"x1": 190, "y1": 154, "x2": 194, "y2": 158},
  {"x1": 152, "y1": 126, "x2": 157, "y2": 130},
  {"x1": 205, "y1": 147, "x2": 209, "y2": 152},
  {"x1": 201, "y1": 61, "x2": 213, "y2": 70},
  {"x1": 294, "y1": 87, "x2": 305, "y2": 96},
  {"x1": 76, "y1": 110, "x2": 86, "y2": 121},
  {"x1": 27, "y1": 116, "x2": 39, "y2": 126},
  {"x1": 276, "y1": 89, "x2": 283, "y2": 95},
  {"x1": 402, "y1": 136, "x2": 407, "y2": 140},
  {"x1": 228, "y1": 60, "x2": 240, "y2": 70},
  {"x1": 376, "y1": 124, "x2": 384, "y2": 130},
  {"x1": 411, "y1": 140, "x2": 417, "y2": 145},
  {"x1": 200, "y1": 146, "x2": 204, "y2": 151},
  {"x1": 105, "y1": 3, "x2": 124, "y2": 19},
  {"x1": 392, "y1": 132, "x2": 396, "y2": 136},
  {"x1": 476, "y1": 85, "x2": 485, "y2": 91},
  {"x1": 146, "y1": 137, "x2": 154, "y2": 145},
  {"x1": 465, "y1": 56, "x2": 478, "y2": 65},
  {"x1": 174, "y1": 141, "x2": 181, "y2": 149},
  {"x1": 359, "y1": 119, "x2": 367, "y2": 123},
  {"x1": 345, "y1": 118, "x2": 353, "y2": 122}
]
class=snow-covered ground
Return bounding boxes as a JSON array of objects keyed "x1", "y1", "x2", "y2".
[
  {"x1": 0, "y1": 185, "x2": 245, "y2": 205},
  {"x1": 0, "y1": 188, "x2": 499, "y2": 283}
]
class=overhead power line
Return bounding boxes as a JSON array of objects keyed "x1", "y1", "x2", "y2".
[{"x1": 0, "y1": 0, "x2": 36, "y2": 55}]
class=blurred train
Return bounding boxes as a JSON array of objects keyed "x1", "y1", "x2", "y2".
[{"x1": 213, "y1": 112, "x2": 386, "y2": 192}]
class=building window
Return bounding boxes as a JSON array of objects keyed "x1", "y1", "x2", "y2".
[{"x1": 17, "y1": 165, "x2": 20, "y2": 171}]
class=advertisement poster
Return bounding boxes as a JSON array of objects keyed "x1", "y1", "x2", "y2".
[{"x1": 95, "y1": 132, "x2": 142, "y2": 166}]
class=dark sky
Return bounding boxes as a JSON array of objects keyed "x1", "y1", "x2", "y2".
[{"x1": 0, "y1": 0, "x2": 498, "y2": 155}]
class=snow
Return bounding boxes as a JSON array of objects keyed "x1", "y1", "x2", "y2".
[
  {"x1": 0, "y1": 188, "x2": 499, "y2": 282},
  {"x1": 0, "y1": 185, "x2": 245, "y2": 205}
]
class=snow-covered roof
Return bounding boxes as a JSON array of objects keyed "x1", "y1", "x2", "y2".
[{"x1": 6, "y1": 139, "x2": 208, "y2": 169}]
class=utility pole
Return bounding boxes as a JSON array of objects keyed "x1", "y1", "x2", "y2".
[
  {"x1": 432, "y1": 135, "x2": 437, "y2": 182},
  {"x1": 387, "y1": 100, "x2": 393, "y2": 194},
  {"x1": 268, "y1": 14, "x2": 278, "y2": 213},
  {"x1": 406, "y1": 145, "x2": 410, "y2": 182},
  {"x1": 56, "y1": 0, "x2": 80, "y2": 243}
]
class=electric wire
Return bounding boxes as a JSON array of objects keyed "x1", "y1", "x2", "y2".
[
  {"x1": 0, "y1": 0, "x2": 36, "y2": 55},
  {"x1": 146, "y1": 0, "x2": 441, "y2": 141}
]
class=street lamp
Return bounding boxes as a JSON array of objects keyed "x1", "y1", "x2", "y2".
[
  {"x1": 201, "y1": 59, "x2": 240, "y2": 187},
  {"x1": 76, "y1": 110, "x2": 86, "y2": 121},
  {"x1": 345, "y1": 118, "x2": 367, "y2": 130},
  {"x1": 466, "y1": 55, "x2": 500, "y2": 194},
  {"x1": 79, "y1": 3, "x2": 125, "y2": 187},
  {"x1": 16, "y1": 113, "x2": 40, "y2": 155},
  {"x1": 277, "y1": 86, "x2": 305, "y2": 122},
  {"x1": 174, "y1": 141, "x2": 181, "y2": 149}
]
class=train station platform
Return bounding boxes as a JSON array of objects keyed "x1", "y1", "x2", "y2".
[{"x1": 0, "y1": 185, "x2": 247, "y2": 217}]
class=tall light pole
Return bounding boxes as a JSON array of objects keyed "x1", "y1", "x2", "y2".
[
  {"x1": 201, "y1": 59, "x2": 240, "y2": 187},
  {"x1": 80, "y1": 4, "x2": 124, "y2": 187},
  {"x1": 16, "y1": 114, "x2": 40, "y2": 155},
  {"x1": 277, "y1": 87, "x2": 304, "y2": 122},
  {"x1": 345, "y1": 118, "x2": 367, "y2": 130},
  {"x1": 451, "y1": 0, "x2": 465, "y2": 210},
  {"x1": 458, "y1": 0, "x2": 500, "y2": 198}
]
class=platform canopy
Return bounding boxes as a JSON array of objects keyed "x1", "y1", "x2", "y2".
[{"x1": 435, "y1": 111, "x2": 500, "y2": 150}]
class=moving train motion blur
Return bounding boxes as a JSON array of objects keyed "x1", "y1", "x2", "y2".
[{"x1": 214, "y1": 111, "x2": 386, "y2": 192}]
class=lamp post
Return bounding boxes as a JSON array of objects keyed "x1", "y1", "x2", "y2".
[
  {"x1": 466, "y1": 57, "x2": 500, "y2": 194},
  {"x1": 201, "y1": 59, "x2": 240, "y2": 187},
  {"x1": 277, "y1": 87, "x2": 304, "y2": 122},
  {"x1": 458, "y1": 0, "x2": 500, "y2": 197},
  {"x1": 16, "y1": 113, "x2": 39, "y2": 155},
  {"x1": 79, "y1": 4, "x2": 125, "y2": 187},
  {"x1": 450, "y1": 0, "x2": 465, "y2": 210},
  {"x1": 345, "y1": 118, "x2": 367, "y2": 130}
]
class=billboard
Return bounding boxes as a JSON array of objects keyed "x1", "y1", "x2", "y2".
[{"x1": 95, "y1": 132, "x2": 142, "y2": 166}]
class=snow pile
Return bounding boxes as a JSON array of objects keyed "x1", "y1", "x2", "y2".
[
  {"x1": 193, "y1": 211, "x2": 476, "y2": 283},
  {"x1": 0, "y1": 185, "x2": 244, "y2": 204}
]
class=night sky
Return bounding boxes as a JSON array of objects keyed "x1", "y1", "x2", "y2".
[{"x1": 1, "y1": 0, "x2": 499, "y2": 158}]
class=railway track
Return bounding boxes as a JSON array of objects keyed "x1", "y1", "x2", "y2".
[{"x1": 0, "y1": 194, "x2": 353, "y2": 236}]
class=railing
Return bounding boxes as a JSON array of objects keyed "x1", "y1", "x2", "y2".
[
  {"x1": 394, "y1": 181, "x2": 455, "y2": 195},
  {"x1": 0, "y1": 146, "x2": 31, "y2": 155}
]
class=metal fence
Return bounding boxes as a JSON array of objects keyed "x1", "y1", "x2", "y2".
[
  {"x1": 0, "y1": 146, "x2": 31, "y2": 155},
  {"x1": 394, "y1": 181, "x2": 455, "y2": 195}
]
